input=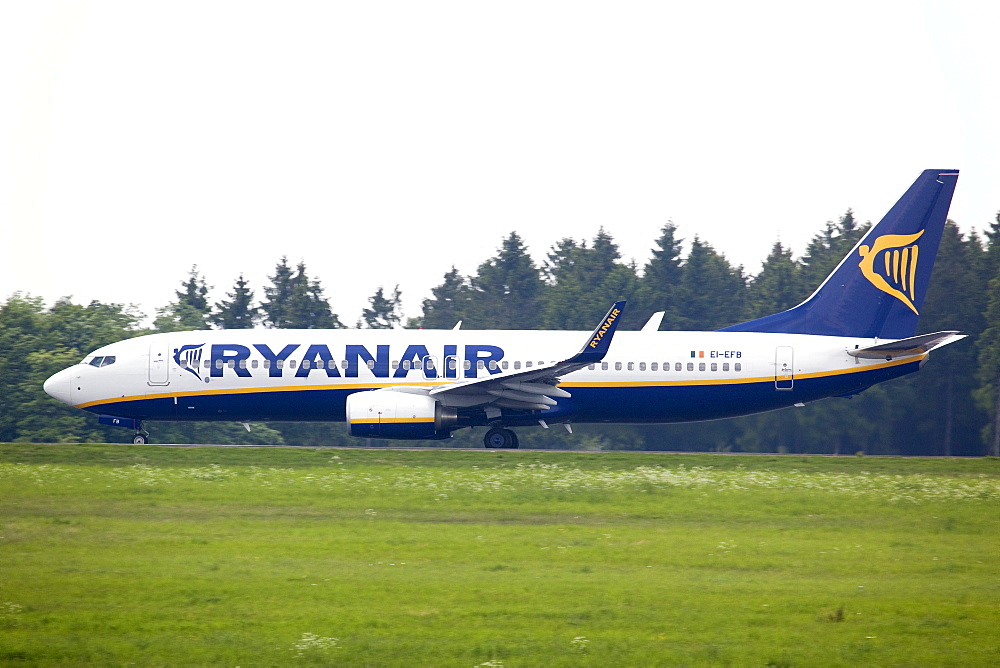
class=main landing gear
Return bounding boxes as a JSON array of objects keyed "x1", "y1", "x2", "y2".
[{"x1": 484, "y1": 427, "x2": 519, "y2": 449}]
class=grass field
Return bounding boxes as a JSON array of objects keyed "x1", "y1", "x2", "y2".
[{"x1": 1, "y1": 444, "x2": 998, "y2": 666}]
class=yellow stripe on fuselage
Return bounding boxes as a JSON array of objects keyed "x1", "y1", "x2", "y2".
[{"x1": 76, "y1": 355, "x2": 924, "y2": 410}]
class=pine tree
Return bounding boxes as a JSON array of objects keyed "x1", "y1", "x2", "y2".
[
  {"x1": 676, "y1": 237, "x2": 746, "y2": 330},
  {"x1": 360, "y1": 285, "x2": 403, "y2": 329},
  {"x1": 746, "y1": 241, "x2": 804, "y2": 319},
  {"x1": 800, "y1": 210, "x2": 869, "y2": 288},
  {"x1": 470, "y1": 232, "x2": 545, "y2": 329},
  {"x1": 542, "y1": 229, "x2": 638, "y2": 330},
  {"x1": 976, "y1": 245, "x2": 1000, "y2": 456},
  {"x1": 634, "y1": 222, "x2": 685, "y2": 330},
  {"x1": 261, "y1": 258, "x2": 343, "y2": 329},
  {"x1": 153, "y1": 265, "x2": 212, "y2": 331},
  {"x1": 890, "y1": 222, "x2": 987, "y2": 455},
  {"x1": 420, "y1": 267, "x2": 474, "y2": 329},
  {"x1": 212, "y1": 274, "x2": 258, "y2": 329}
]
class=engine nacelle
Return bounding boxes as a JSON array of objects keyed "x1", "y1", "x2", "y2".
[{"x1": 346, "y1": 389, "x2": 458, "y2": 440}]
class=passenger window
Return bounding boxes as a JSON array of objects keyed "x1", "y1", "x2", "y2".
[
  {"x1": 501, "y1": 361, "x2": 508, "y2": 370},
  {"x1": 252, "y1": 360, "x2": 259, "y2": 369},
  {"x1": 735, "y1": 362, "x2": 742, "y2": 372},
  {"x1": 526, "y1": 361, "x2": 533, "y2": 368},
  {"x1": 639, "y1": 362, "x2": 646, "y2": 371},
  {"x1": 488, "y1": 360, "x2": 498, "y2": 370},
  {"x1": 627, "y1": 362, "x2": 634, "y2": 371},
  {"x1": 425, "y1": 359, "x2": 435, "y2": 371},
  {"x1": 675, "y1": 363, "x2": 682, "y2": 371},
  {"x1": 414, "y1": 360, "x2": 423, "y2": 370},
  {"x1": 463, "y1": 360, "x2": 472, "y2": 370},
  {"x1": 710, "y1": 363, "x2": 717, "y2": 372},
  {"x1": 367, "y1": 360, "x2": 375, "y2": 369},
  {"x1": 239, "y1": 359, "x2": 247, "y2": 369},
  {"x1": 723, "y1": 362, "x2": 729, "y2": 372},
  {"x1": 449, "y1": 359, "x2": 457, "y2": 371},
  {"x1": 588, "y1": 364, "x2": 595, "y2": 370},
  {"x1": 302, "y1": 360, "x2": 311, "y2": 369},
  {"x1": 686, "y1": 362, "x2": 694, "y2": 371},
  {"x1": 514, "y1": 361, "x2": 521, "y2": 370},
  {"x1": 341, "y1": 360, "x2": 348, "y2": 369},
  {"x1": 601, "y1": 362, "x2": 608, "y2": 371},
  {"x1": 288, "y1": 360, "x2": 297, "y2": 369},
  {"x1": 204, "y1": 359, "x2": 211, "y2": 369},
  {"x1": 477, "y1": 360, "x2": 485, "y2": 370},
  {"x1": 402, "y1": 360, "x2": 411, "y2": 370},
  {"x1": 392, "y1": 361, "x2": 399, "y2": 369},
  {"x1": 651, "y1": 362, "x2": 658, "y2": 371},
  {"x1": 263, "y1": 360, "x2": 271, "y2": 369},
  {"x1": 276, "y1": 360, "x2": 284, "y2": 369},
  {"x1": 615, "y1": 362, "x2": 623, "y2": 371},
  {"x1": 698, "y1": 362, "x2": 706, "y2": 371}
]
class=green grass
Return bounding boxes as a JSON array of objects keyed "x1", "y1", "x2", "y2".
[{"x1": 1, "y1": 445, "x2": 998, "y2": 665}]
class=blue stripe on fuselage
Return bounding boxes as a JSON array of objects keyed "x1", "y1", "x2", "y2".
[{"x1": 82, "y1": 359, "x2": 920, "y2": 425}]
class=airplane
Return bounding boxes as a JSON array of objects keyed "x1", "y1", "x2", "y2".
[{"x1": 44, "y1": 169, "x2": 964, "y2": 449}]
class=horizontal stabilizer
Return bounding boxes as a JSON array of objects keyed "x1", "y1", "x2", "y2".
[{"x1": 847, "y1": 331, "x2": 965, "y2": 359}]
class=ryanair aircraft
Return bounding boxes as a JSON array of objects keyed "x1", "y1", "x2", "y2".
[{"x1": 44, "y1": 170, "x2": 963, "y2": 448}]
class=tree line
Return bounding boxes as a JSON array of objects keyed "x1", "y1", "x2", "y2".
[{"x1": 3, "y1": 210, "x2": 999, "y2": 454}]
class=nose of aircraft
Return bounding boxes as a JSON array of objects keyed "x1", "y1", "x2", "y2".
[{"x1": 43, "y1": 367, "x2": 75, "y2": 406}]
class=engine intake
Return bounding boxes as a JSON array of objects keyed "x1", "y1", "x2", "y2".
[{"x1": 346, "y1": 389, "x2": 457, "y2": 440}]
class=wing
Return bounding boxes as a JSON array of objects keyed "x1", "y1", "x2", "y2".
[{"x1": 428, "y1": 301, "x2": 626, "y2": 411}]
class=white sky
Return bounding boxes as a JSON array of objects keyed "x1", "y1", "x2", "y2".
[{"x1": 2, "y1": 1, "x2": 998, "y2": 326}]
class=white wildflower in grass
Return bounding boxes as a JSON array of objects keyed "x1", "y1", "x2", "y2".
[
  {"x1": 2, "y1": 460, "x2": 997, "y2": 504},
  {"x1": 570, "y1": 636, "x2": 589, "y2": 653},
  {"x1": 0, "y1": 602, "x2": 24, "y2": 627},
  {"x1": 0, "y1": 602, "x2": 24, "y2": 617},
  {"x1": 474, "y1": 661, "x2": 505, "y2": 667},
  {"x1": 291, "y1": 632, "x2": 340, "y2": 657}
]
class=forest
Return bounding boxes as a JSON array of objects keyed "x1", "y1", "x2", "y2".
[{"x1": 3, "y1": 209, "x2": 999, "y2": 455}]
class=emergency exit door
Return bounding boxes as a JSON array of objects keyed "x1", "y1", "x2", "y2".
[
  {"x1": 775, "y1": 346, "x2": 794, "y2": 390},
  {"x1": 148, "y1": 341, "x2": 170, "y2": 386}
]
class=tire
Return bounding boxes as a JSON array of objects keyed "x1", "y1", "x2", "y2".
[
  {"x1": 484, "y1": 428, "x2": 510, "y2": 449},
  {"x1": 508, "y1": 431, "x2": 520, "y2": 449},
  {"x1": 132, "y1": 433, "x2": 148, "y2": 445}
]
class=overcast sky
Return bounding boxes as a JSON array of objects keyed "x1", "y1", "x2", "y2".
[{"x1": 2, "y1": 1, "x2": 998, "y2": 326}]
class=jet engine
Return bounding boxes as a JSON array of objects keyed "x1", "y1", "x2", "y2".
[{"x1": 346, "y1": 388, "x2": 458, "y2": 440}]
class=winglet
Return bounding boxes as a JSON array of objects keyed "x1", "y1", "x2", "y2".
[{"x1": 563, "y1": 301, "x2": 626, "y2": 365}]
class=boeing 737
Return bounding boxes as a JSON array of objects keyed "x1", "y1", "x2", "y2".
[{"x1": 44, "y1": 169, "x2": 963, "y2": 448}]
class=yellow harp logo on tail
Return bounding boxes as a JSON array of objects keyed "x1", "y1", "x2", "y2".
[{"x1": 857, "y1": 230, "x2": 924, "y2": 314}]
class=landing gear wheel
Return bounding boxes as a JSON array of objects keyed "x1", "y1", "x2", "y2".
[
  {"x1": 132, "y1": 432, "x2": 149, "y2": 445},
  {"x1": 484, "y1": 428, "x2": 518, "y2": 449}
]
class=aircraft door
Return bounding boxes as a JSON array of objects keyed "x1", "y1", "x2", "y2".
[
  {"x1": 775, "y1": 346, "x2": 794, "y2": 390},
  {"x1": 148, "y1": 340, "x2": 170, "y2": 386}
]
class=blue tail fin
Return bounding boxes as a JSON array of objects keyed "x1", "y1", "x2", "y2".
[{"x1": 721, "y1": 169, "x2": 959, "y2": 338}]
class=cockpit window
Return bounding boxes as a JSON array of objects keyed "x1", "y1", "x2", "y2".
[
  {"x1": 89, "y1": 356, "x2": 104, "y2": 367},
  {"x1": 101, "y1": 356, "x2": 116, "y2": 367},
  {"x1": 86, "y1": 356, "x2": 115, "y2": 367}
]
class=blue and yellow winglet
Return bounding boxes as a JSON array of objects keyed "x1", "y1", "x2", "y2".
[{"x1": 563, "y1": 301, "x2": 627, "y2": 366}]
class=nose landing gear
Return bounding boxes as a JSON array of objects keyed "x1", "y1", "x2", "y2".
[{"x1": 132, "y1": 428, "x2": 150, "y2": 445}]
